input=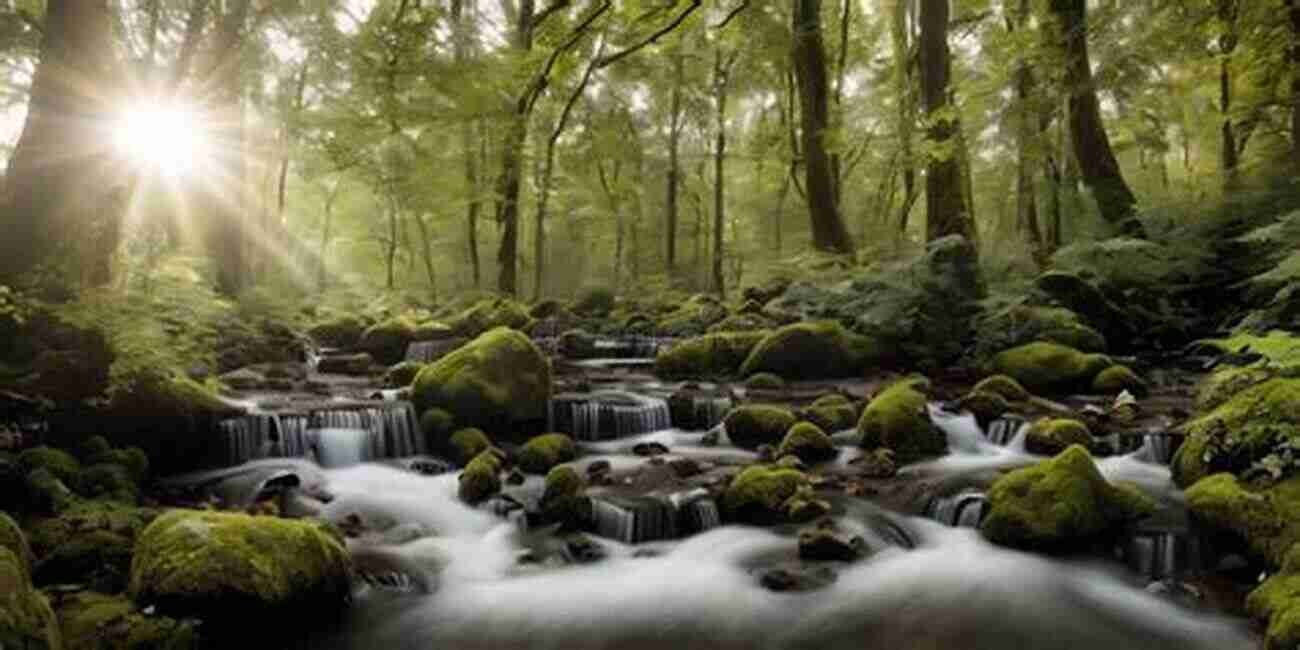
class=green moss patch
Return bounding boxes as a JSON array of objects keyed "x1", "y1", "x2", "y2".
[
  {"x1": 991, "y1": 342, "x2": 1112, "y2": 393},
  {"x1": 723, "y1": 405, "x2": 798, "y2": 450},
  {"x1": 654, "y1": 331, "x2": 769, "y2": 379},
  {"x1": 857, "y1": 380, "x2": 946, "y2": 464},
  {"x1": 739, "y1": 321, "x2": 882, "y2": 380},
  {"x1": 517, "y1": 434, "x2": 577, "y2": 474},
  {"x1": 412, "y1": 327, "x2": 550, "y2": 435}
]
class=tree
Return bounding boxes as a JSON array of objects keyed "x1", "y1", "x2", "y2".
[
  {"x1": 919, "y1": 0, "x2": 973, "y2": 243},
  {"x1": 791, "y1": 0, "x2": 854, "y2": 255},
  {"x1": 1008, "y1": 0, "x2": 1045, "y2": 263},
  {"x1": 0, "y1": 0, "x2": 121, "y2": 289}
]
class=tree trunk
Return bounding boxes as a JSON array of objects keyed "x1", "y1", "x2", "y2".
[
  {"x1": 1291, "y1": 0, "x2": 1300, "y2": 171},
  {"x1": 0, "y1": 0, "x2": 119, "y2": 288},
  {"x1": 666, "y1": 44, "x2": 684, "y2": 277},
  {"x1": 493, "y1": 1, "x2": 536, "y2": 296},
  {"x1": 1218, "y1": 0, "x2": 1240, "y2": 189},
  {"x1": 1009, "y1": 0, "x2": 1045, "y2": 264},
  {"x1": 598, "y1": 160, "x2": 623, "y2": 286},
  {"x1": 204, "y1": 0, "x2": 252, "y2": 296},
  {"x1": 1048, "y1": 0, "x2": 1142, "y2": 236},
  {"x1": 919, "y1": 0, "x2": 973, "y2": 243},
  {"x1": 891, "y1": 0, "x2": 918, "y2": 238},
  {"x1": 317, "y1": 181, "x2": 340, "y2": 294},
  {"x1": 830, "y1": 0, "x2": 851, "y2": 207},
  {"x1": 792, "y1": 0, "x2": 855, "y2": 255},
  {"x1": 452, "y1": 0, "x2": 482, "y2": 289},
  {"x1": 412, "y1": 211, "x2": 438, "y2": 302},
  {"x1": 712, "y1": 48, "x2": 731, "y2": 297}
]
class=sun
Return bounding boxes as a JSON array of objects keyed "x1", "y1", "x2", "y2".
[{"x1": 111, "y1": 100, "x2": 209, "y2": 178}]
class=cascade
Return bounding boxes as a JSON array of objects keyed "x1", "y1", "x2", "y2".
[
  {"x1": 589, "y1": 490, "x2": 722, "y2": 544},
  {"x1": 551, "y1": 391, "x2": 673, "y2": 441},
  {"x1": 1134, "y1": 433, "x2": 1178, "y2": 465},
  {"x1": 985, "y1": 416, "x2": 1027, "y2": 447},
  {"x1": 925, "y1": 491, "x2": 989, "y2": 528},
  {"x1": 217, "y1": 401, "x2": 424, "y2": 467}
]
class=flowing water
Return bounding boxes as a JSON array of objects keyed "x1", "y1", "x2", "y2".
[
  {"x1": 216, "y1": 401, "x2": 424, "y2": 467},
  {"x1": 404, "y1": 339, "x2": 469, "y2": 363},
  {"x1": 549, "y1": 391, "x2": 673, "y2": 441}
]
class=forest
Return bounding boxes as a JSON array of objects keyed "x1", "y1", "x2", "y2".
[{"x1": 3, "y1": 0, "x2": 1300, "y2": 649}]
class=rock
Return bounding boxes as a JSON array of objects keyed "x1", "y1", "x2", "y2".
[
  {"x1": 540, "y1": 465, "x2": 587, "y2": 526},
  {"x1": 516, "y1": 434, "x2": 577, "y2": 474},
  {"x1": 1194, "y1": 366, "x2": 1273, "y2": 412},
  {"x1": 412, "y1": 327, "x2": 551, "y2": 436},
  {"x1": 632, "y1": 442, "x2": 670, "y2": 457},
  {"x1": 1024, "y1": 418, "x2": 1093, "y2": 457},
  {"x1": 358, "y1": 317, "x2": 419, "y2": 365},
  {"x1": 74, "y1": 463, "x2": 139, "y2": 504},
  {"x1": 708, "y1": 314, "x2": 772, "y2": 334},
  {"x1": 448, "y1": 428, "x2": 493, "y2": 466},
  {"x1": 382, "y1": 361, "x2": 426, "y2": 387},
  {"x1": 991, "y1": 342, "x2": 1113, "y2": 393},
  {"x1": 448, "y1": 299, "x2": 534, "y2": 337},
  {"x1": 506, "y1": 468, "x2": 526, "y2": 486},
  {"x1": 564, "y1": 535, "x2": 606, "y2": 564},
  {"x1": 221, "y1": 367, "x2": 268, "y2": 390},
  {"x1": 654, "y1": 331, "x2": 769, "y2": 379},
  {"x1": 25, "y1": 468, "x2": 77, "y2": 515},
  {"x1": 720, "y1": 465, "x2": 810, "y2": 525},
  {"x1": 801, "y1": 394, "x2": 859, "y2": 432},
  {"x1": 572, "y1": 287, "x2": 616, "y2": 317},
  {"x1": 975, "y1": 304, "x2": 1108, "y2": 357},
  {"x1": 24, "y1": 501, "x2": 157, "y2": 562},
  {"x1": 700, "y1": 430, "x2": 720, "y2": 447},
  {"x1": 981, "y1": 445, "x2": 1155, "y2": 551},
  {"x1": 0, "y1": 512, "x2": 33, "y2": 578},
  {"x1": 777, "y1": 422, "x2": 837, "y2": 464},
  {"x1": 18, "y1": 446, "x2": 81, "y2": 486},
  {"x1": 972, "y1": 374, "x2": 1032, "y2": 402},
  {"x1": 738, "y1": 321, "x2": 881, "y2": 381},
  {"x1": 723, "y1": 405, "x2": 798, "y2": 450},
  {"x1": 759, "y1": 566, "x2": 837, "y2": 592},
  {"x1": 744, "y1": 372, "x2": 785, "y2": 389},
  {"x1": 956, "y1": 390, "x2": 1010, "y2": 426},
  {"x1": 668, "y1": 458, "x2": 704, "y2": 478},
  {"x1": 1185, "y1": 473, "x2": 1300, "y2": 567},
  {"x1": 34, "y1": 528, "x2": 134, "y2": 592},
  {"x1": 1245, "y1": 543, "x2": 1300, "y2": 650},
  {"x1": 0, "y1": 547, "x2": 61, "y2": 650},
  {"x1": 743, "y1": 277, "x2": 792, "y2": 305},
  {"x1": 586, "y1": 460, "x2": 612, "y2": 477},
  {"x1": 458, "y1": 451, "x2": 503, "y2": 504},
  {"x1": 419, "y1": 408, "x2": 457, "y2": 450},
  {"x1": 782, "y1": 494, "x2": 832, "y2": 522},
  {"x1": 128, "y1": 510, "x2": 351, "y2": 643},
  {"x1": 316, "y1": 352, "x2": 375, "y2": 375},
  {"x1": 798, "y1": 527, "x2": 866, "y2": 562},
  {"x1": 1173, "y1": 377, "x2": 1300, "y2": 487},
  {"x1": 54, "y1": 590, "x2": 199, "y2": 650},
  {"x1": 858, "y1": 380, "x2": 946, "y2": 465},
  {"x1": 1092, "y1": 365, "x2": 1148, "y2": 397},
  {"x1": 654, "y1": 294, "x2": 729, "y2": 337},
  {"x1": 851, "y1": 448, "x2": 897, "y2": 478},
  {"x1": 412, "y1": 321, "x2": 455, "y2": 341},
  {"x1": 1035, "y1": 271, "x2": 1134, "y2": 347},
  {"x1": 307, "y1": 314, "x2": 366, "y2": 348}
]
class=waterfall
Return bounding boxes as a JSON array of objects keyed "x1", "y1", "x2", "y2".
[
  {"x1": 217, "y1": 401, "x2": 424, "y2": 468},
  {"x1": 220, "y1": 414, "x2": 277, "y2": 464},
  {"x1": 985, "y1": 416, "x2": 1027, "y2": 447},
  {"x1": 590, "y1": 491, "x2": 721, "y2": 544},
  {"x1": 1134, "y1": 433, "x2": 1177, "y2": 465},
  {"x1": 691, "y1": 396, "x2": 732, "y2": 431},
  {"x1": 925, "y1": 491, "x2": 989, "y2": 528},
  {"x1": 1121, "y1": 529, "x2": 1202, "y2": 580},
  {"x1": 404, "y1": 339, "x2": 467, "y2": 363},
  {"x1": 552, "y1": 391, "x2": 673, "y2": 441},
  {"x1": 315, "y1": 428, "x2": 369, "y2": 468}
]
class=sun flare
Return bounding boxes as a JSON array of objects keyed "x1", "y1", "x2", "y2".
[{"x1": 111, "y1": 100, "x2": 209, "y2": 177}]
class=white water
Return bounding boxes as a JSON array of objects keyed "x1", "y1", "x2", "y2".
[{"x1": 307, "y1": 463, "x2": 1251, "y2": 650}]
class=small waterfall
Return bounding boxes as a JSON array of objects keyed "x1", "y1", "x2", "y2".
[
  {"x1": 1134, "y1": 433, "x2": 1177, "y2": 465},
  {"x1": 691, "y1": 396, "x2": 732, "y2": 431},
  {"x1": 552, "y1": 391, "x2": 673, "y2": 441},
  {"x1": 985, "y1": 416, "x2": 1027, "y2": 447},
  {"x1": 1120, "y1": 529, "x2": 1203, "y2": 580},
  {"x1": 404, "y1": 339, "x2": 468, "y2": 363},
  {"x1": 315, "y1": 428, "x2": 369, "y2": 468},
  {"x1": 928, "y1": 404, "x2": 987, "y2": 455},
  {"x1": 220, "y1": 414, "x2": 277, "y2": 464},
  {"x1": 590, "y1": 490, "x2": 721, "y2": 544},
  {"x1": 217, "y1": 401, "x2": 424, "y2": 468},
  {"x1": 925, "y1": 491, "x2": 989, "y2": 528}
]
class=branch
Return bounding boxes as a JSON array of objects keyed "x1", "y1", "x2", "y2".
[
  {"x1": 522, "y1": 1, "x2": 611, "y2": 116},
  {"x1": 710, "y1": 1, "x2": 749, "y2": 30},
  {"x1": 533, "y1": 0, "x2": 573, "y2": 29},
  {"x1": 595, "y1": 0, "x2": 701, "y2": 69}
]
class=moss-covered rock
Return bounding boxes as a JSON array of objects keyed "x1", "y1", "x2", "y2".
[
  {"x1": 25, "y1": 501, "x2": 158, "y2": 567},
  {"x1": 973, "y1": 374, "x2": 1032, "y2": 402},
  {"x1": 418, "y1": 407, "x2": 456, "y2": 450},
  {"x1": 307, "y1": 314, "x2": 366, "y2": 349},
  {"x1": 382, "y1": 361, "x2": 425, "y2": 387},
  {"x1": 0, "y1": 512, "x2": 33, "y2": 578},
  {"x1": 1199, "y1": 331, "x2": 1300, "y2": 372},
  {"x1": 1034, "y1": 271, "x2": 1133, "y2": 346},
  {"x1": 738, "y1": 321, "x2": 882, "y2": 380},
  {"x1": 654, "y1": 294, "x2": 729, "y2": 337},
  {"x1": 1091, "y1": 365, "x2": 1148, "y2": 397},
  {"x1": 448, "y1": 299, "x2": 534, "y2": 337},
  {"x1": 18, "y1": 447, "x2": 81, "y2": 487},
  {"x1": 129, "y1": 510, "x2": 351, "y2": 639},
  {"x1": 1245, "y1": 543, "x2": 1300, "y2": 650},
  {"x1": 448, "y1": 428, "x2": 492, "y2": 466},
  {"x1": 1024, "y1": 418, "x2": 1093, "y2": 457},
  {"x1": 1173, "y1": 378, "x2": 1300, "y2": 487},
  {"x1": 358, "y1": 317, "x2": 418, "y2": 365},
  {"x1": 981, "y1": 445, "x2": 1155, "y2": 551},
  {"x1": 74, "y1": 464, "x2": 138, "y2": 504},
  {"x1": 573, "y1": 287, "x2": 616, "y2": 317},
  {"x1": 516, "y1": 434, "x2": 577, "y2": 474},
  {"x1": 777, "y1": 422, "x2": 837, "y2": 464},
  {"x1": 540, "y1": 465, "x2": 587, "y2": 526},
  {"x1": 990, "y1": 342, "x2": 1113, "y2": 393},
  {"x1": 25, "y1": 468, "x2": 77, "y2": 515},
  {"x1": 1195, "y1": 366, "x2": 1274, "y2": 412},
  {"x1": 412, "y1": 327, "x2": 550, "y2": 435},
  {"x1": 0, "y1": 547, "x2": 61, "y2": 650},
  {"x1": 54, "y1": 590, "x2": 198, "y2": 650},
  {"x1": 458, "y1": 451, "x2": 502, "y2": 504},
  {"x1": 720, "y1": 466, "x2": 811, "y2": 526},
  {"x1": 105, "y1": 369, "x2": 243, "y2": 422},
  {"x1": 975, "y1": 304, "x2": 1108, "y2": 357},
  {"x1": 956, "y1": 390, "x2": 1010, "y2": 426},
  {"x1": 653, "y1": 331, "x2": 769, "y2": 379},
  {"x1": 1185, "y1": 473, "x2": 1300, "y2": 567},
  {"x1": 744, "y1": 372, "x2": 785, "y2": 389},
  {"x1": 91, "y1": 448, "x2": 148, "y2": 485},
  {"x1": 74, "y1": 436, "x2": 112, "y2": 465},
  {"x1": 857, "y1": 380, "x2": 946, "y2": 465},
  {"x1": 723, "y1": 405, "x2": 798, "y2": 450},
  {"x1": 412, "y1": 321, "x2": 454, "y2": 341},
  {"x1": 708, "y1": 314, "x2": 772, "y2": 334},
  {"x1": 35, "y1": 529, "x2": 134, "y2": 592},
  {"x1": 802, "y1": 400, "x2": 859, "y2": 433}
]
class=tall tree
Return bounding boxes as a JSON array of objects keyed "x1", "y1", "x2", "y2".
[
  {"x1": 451, "y1": 0, "x2": 482, "y2": 288},
  {"x1": 1290, "y1": 0, "x2": 1300, "y2": 170},
  {"x1": 202, "y1": 0, "x2": 252, "y2": 295},
  {"x1": 712, "y1": 45, "x2": 739, "y2": 296},
  {"x1": 0, "y1": 0, "x2": 120, "y2": 288},
  {"x1": 1008, "y1": 0, "x2": 1045, "y2": 263},
  {"x1": 665, "y1": 38, "x2": 685, "y2": 277},
  {"x1": 1048, "y1": 0, "x2": 1143, "y2": 237},
  {"x1": 1217, "y1": 0, "x2": 1240, "y2": 188},
  {"x1": 919, "y1": 0, "x2": 973, "y2": 242},
  {"x1": 791, "y1": 0, "x2": 854, "y2": 255},
  {"x1": 891, "y1": 0, "x2": 919, "y2": 236}
]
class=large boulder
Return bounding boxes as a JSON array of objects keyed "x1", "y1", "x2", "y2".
[
  {"x1": 857, "y1": 380, "x2": 946, "y2": 465},
  {"x1": 973, "y1": 304, "x2": 1107, "y2": 357},
  {"x1": 129, "y1": 510, "x2": 351, "y2": 642},
  {"x1": 990, "y1": 342, "x2": 1112, "y2": 394},
  {"x1": 654, "y1": 294, "x2": 729, "y2": 337},
  {"x1": 723, "y1": 405, "x2": 798, "y2": 450},
  {"x1": 99, "y1": 368, "x2": 245, "y2": 474},
  {"x1": 981, "y1": 446, "x2": 1154, "y2": 551},
  {"x1": 1246, "y1": 543, "x2": 1300, "y2": 650},
  {"x1": 0, "y1": 547, "x2": 61, "y2": 650},
  {"x1": 448, "y1": 299, "x2": 533, "y2": 337},
  {"x1": 1173, "y1": 377, "x2": 1300, "y2": 487},
  {"x1": 738, "y1": 321, "x2": 882, "y2": 380},
  {"x1": 357, "y1": 317, "x2": 418, "y2": 365},
  {"x1": 1024, "y1": 418, "x2": 1093, "y2": 457},
  {"x1": 1185, "y1": 473, "x2": 1300, "y2": 568},
  {"x1": 654, "y1": 331, "x2": 769, "y2": 379},
  {"x1": 306, "y1": 314, "x2": 366, "y2": 348},
  {"x1": 1035, "y1": 271, "x2": 1135, "y2": 347},
  {"x1": 412, "y1": 327, "x2": 551, "y2": 436}
]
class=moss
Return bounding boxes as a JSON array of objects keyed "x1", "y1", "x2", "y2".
[
  {"x1": 448, "y1": 428, "x2": 493, "y2": 466},
  {"x1": 55, "y1": 590, "x2": 198, "y2": 650},
  {"x1": 412, "y1": 327, "x2": 551, "y2": 435},
  {"x1": 0, "y1": 547, "x2": 61, "y2": 650},
  {"x1": 812, "y1": 393, "x2": 853, "y2": 409},
  {"x1": 307, "y1": 314, "x2": 366, "y2": 348},
  {"x1": 517, "y1": 434, "x2": 577, "y2": 474},
  {"x1": 744, "y1": 372, "x2": 785, "y2": 389},
  {"x1": 1173, "y1": 378, "x2": 1300, "y2": 487},
  {"x1": 653, "y1": 331, "x2": 769, "y2": 379},
  {"x1": 1024, "y1": 418, "x2": 1093, "y2": 457},
  {"x1": 358, "y1": 317, "x2": 418, "y2": 365},
  {"x1": 18, "y1": 446, "x2": 82, "y2": 486},
  {"x1": 803, "y1": 402, "x2": 859, "y2": 433},
  {"x1": 25, "y1": 468, "x2": 77, "y2": 515},
  {"x1": 106, "y1": 370, "x2": 243, "y2": 420},
  {"x1": 411, "y1": 321, "x2": 454, "y2": 341},
  {"x1": 1200, "y1": 330, "x2": 1300, "y2": 372},
  {"x1": 448, "y1": 299, "x2": 534, "y2": 337},
  {"x1": 1185, "y1": 473, "x2": 1300, "y2": 567},
  {"x1": 1196, "y1": 366, "x2": 1274, "y2": 412},
  {"x1": 0, "y1": 512, "x2": 33, "y2": 578},
  {"x1": 458, "y1": 451, "x2": 502, "y2": 504},
  {"x1": 128, "y1": 510, "x2": 351, "y2": 636},
  {"x1": 956, "y1": 390, "x2": 1010, "y2": 425},
  {"x1": 1091, "y1": 365, "x2": 1148, "y2": 397},
  {"x1": 573, "y1": 287, "x2": 616, "y2": 316},
  {"x1": 75, "y1": 464, "x2": 139, "y2": 504},
  {"x1": 976, "y1": 304, "x2": 1108, "y2": 357},
  {"x1": 75, "y1": 436, "x2": 112, "y2": 464},
  {"x1": 1247, "y1": 567, "x2": 1300, "y2": 650},
  {"x1": 720, "y1": 466, "x2": 810, "y2": 526},
  {"x1": 973, "y1": 374, "x2": 1032, "y2": 402},
  {"x1": 708, "y1": 314, "x2": 771, "y2": 334},
  {"x1": 991, "y1": 342, "x2": 1113, "y2": 393},
  {"x1": 777, "y1": 422, "x2": 837, "y2": 464},
  {"x1": 35, "y1": 529, "x2": 134, "y2": 592},
  {"x1": 857, "y1": 380, "x2": 947, "y2": 465},
  {"x1": 981, "y1": 445, "x2": 1155, "y2": 551},
  {"x1": 654, "y1": 295, "x2": 728, "y2": 337},
  {"x1": 738, "y1": 321, "x2": 882, "y2": 380},
  {"x1": 723, "y1": 405, "x2": 798, "y2": 450},
  {"x1": 540, "y1": 465, "x2": 587, "y2": 525},
  {"x1": 383, "y1": 361, "x2": 425, "y2": 387},
  {"x1": 419, "y1": 407, "x2": 457, "y2": 450},
  {"x1": 26, "y1": 501, "x2": 158, "y2": 561}
]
